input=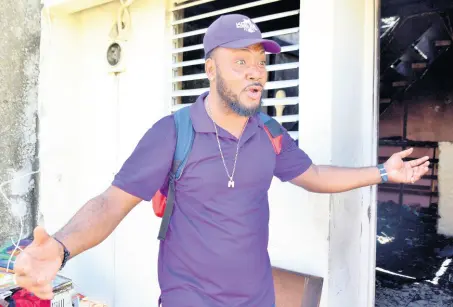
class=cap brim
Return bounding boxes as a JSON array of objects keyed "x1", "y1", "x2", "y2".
[{"x1": 220, "y1": 38, "x2": 281, "y2": 54}]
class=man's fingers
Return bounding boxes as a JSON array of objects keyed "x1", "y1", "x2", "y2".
[
  {"x1": 13, "y1": 255, "x2": 32, "y2": 276},
  {"x1": 409, "y1": 156, "x2": 430, "y2": 167},
  {"x1": 32, "y1": 284, "x2": 55, "y2": 300},
  {"x1": 25, "y1": 284, "x2": 54, "y2": 300},
  {"x1": 415, "y1": 162, "x2": 430, "y2": 178},
  {"x1": 397, "y1": 147, "x2": 414, "y2": 158},
  {"x1": 36, "y1": 292, "x2": 54, "y2": 300},
  {"x1": 409, "y1": 163, "x2": 430, "y2": 183},
  {"x1": 14, "y1": 265, "x2": 30, "y2": 276},
  {"x1": 15, "y1": 274, "x2": 54, "y2": 299},
  {"x1": 411, "y1": 167, "x2": 421, "y2": 183},
  {"x1": 33, "y1": 226, "x2": 51, "y2": 246},
  {"x1": 15, "y1": 273, "x2": 49, "y2": 290}
]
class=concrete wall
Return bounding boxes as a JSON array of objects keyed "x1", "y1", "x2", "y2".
[
  {"x1": 0, "y1": 1, "x2": 40, "y2": 245},
  {"x1": 327, "y1": 0, "x2": 378, "y2": 306}
]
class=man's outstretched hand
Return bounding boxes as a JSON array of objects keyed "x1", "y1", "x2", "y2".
[
  {"x1": 13, "y1": 226, "x2": 63, "y2": 300},
  {"x1": 384, "y1": 148, "x2": 430, "y2": 184}
]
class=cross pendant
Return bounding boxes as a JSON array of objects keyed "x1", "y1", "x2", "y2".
[{"x1": 228, "y1": 180, "x2": 235, "y2": 188}]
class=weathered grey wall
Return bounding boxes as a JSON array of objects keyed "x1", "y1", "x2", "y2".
[{"x1": 0, "y1": 1, "x2": 41, "y2": 246}]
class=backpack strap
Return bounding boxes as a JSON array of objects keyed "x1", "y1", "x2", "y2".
[
  {"x1": 258, "y1": 112, "x2": 283, "y2": 155},
  {"x1": 157, "y1": 106, "x2": 195, "y2": 241}
]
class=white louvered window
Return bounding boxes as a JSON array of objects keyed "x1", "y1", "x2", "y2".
[{"x1": 169, "y1": 0, "x2": 301, "y2": 141}]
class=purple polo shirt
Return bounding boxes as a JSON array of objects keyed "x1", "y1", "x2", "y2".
[{"x1": 112, "y1": 91, "x2": 312, "y2": 306}]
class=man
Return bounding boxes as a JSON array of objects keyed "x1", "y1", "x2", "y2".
[{"x1": 14, "y1": 14, "x2": 429, "y2": 306}]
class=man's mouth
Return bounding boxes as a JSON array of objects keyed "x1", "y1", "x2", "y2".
[
  {"x1": 247, "y1": 87, "x2": 261, "y2": 100},
  {"x1": 247, "y1": 85, "x2": 262, "y2": 93},
  {"x1": 246, "y1": 85, "x2": 263, "y2": 100}
]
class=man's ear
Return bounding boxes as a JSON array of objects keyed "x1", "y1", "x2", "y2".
[{"x1": 205, "y1": 58, "x2": 216, "y2": 81}]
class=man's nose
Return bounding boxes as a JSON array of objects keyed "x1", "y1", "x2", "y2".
[{"x1": 246, "y1": 66, "x2": 262, "y2": 81}]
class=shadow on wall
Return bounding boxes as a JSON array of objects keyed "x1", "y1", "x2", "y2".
[{"x1": 272, "y1": 267, "x2": 323, "y2": 307}]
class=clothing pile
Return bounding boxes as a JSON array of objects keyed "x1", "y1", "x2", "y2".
[
  {"x1": 1, "y1": 269, "x2": 52, "y2": 307},
  {"x1": 0, "y1": 289, "x2": 51, "y2": 307},
  {"x1": 1, "y1": 269, "x2": 49, "y2": 306}
]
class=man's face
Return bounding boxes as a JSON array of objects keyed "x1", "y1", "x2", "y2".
[{"x1": 207, "y1": 44, "x2": 268, "y2": 116}]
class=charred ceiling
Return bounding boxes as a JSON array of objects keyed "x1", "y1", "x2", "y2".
[
  {"x1": 381, "y1": 0, "x2": 453, "y2": 18},
  {"x1": 379, "y1": 1, "x2": 453, "y2": 116}
]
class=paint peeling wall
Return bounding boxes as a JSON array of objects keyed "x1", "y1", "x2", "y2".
[{"x1": 0, "y1": 0, "x2": 40, "y2": 245}]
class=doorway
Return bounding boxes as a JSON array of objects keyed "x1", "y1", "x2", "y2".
[{"x1": 376, "y1": 2, "x2": 453, "y2": 306}]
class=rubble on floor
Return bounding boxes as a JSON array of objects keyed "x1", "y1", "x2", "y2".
[
  {"x1": 375, "y1": 200, "x2": 453, "y2": 306},
  {"x1": 375, "y1": 279, "x2": 453, "y2": 307}
]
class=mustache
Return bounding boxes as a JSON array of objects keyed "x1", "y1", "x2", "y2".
[{"x1": 243, "y1": 82, "x2": 264, "y2": 91}]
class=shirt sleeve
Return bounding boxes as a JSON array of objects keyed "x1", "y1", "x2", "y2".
[
  {"x1": 274, "y1": 128, "x2": 313, "y2": 182},
  {"x1": 111, "y1": 115, "x2": 176, "y2": 201}
]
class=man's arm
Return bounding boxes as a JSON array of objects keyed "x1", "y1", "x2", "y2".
[
  {"x1": 14, "y1": 116, "x2": 176, "y2": 300},
  {"x1": 290, "y1": 164, "x2": 381, "y2": 193},
  {"x1": 290, "y1": 148, "x2": 430, "y2": 193},
  {"x1": 53, "y1": 185, "x2": 141, "y2": 258},
  {"x1": 53, "y1": 115, "x2": 177, "y2": 258}
]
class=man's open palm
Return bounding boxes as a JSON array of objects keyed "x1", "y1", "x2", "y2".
[
  {"x1": 384, "y1": 148, "x2": 430, "y2": 184},
  {"x1": 13, "y1": 226, "x2": 63, "y2": 300}
]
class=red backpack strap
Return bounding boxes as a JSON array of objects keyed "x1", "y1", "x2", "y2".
[{"x1": 258, "y1": 112, "x2": 283, "y2": 155}]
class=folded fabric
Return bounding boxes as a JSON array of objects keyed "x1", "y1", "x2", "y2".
[{"x1": 5, "y1": 289, "x2": 50, "y2": 307}]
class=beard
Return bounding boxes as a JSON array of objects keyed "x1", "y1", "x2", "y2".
[{"x1": 215, "y1": 69, "x2": 262, "y2": 117}]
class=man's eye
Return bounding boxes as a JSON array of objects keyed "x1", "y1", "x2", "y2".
[
  {"x1": 236, "y1": 60, "x2": 246, "y2": 65},
  {"x1": 259, "y1": 61, "x2": 266, "y2": 66}
]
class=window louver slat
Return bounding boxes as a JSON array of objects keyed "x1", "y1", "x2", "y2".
[
  {"x1": 172, "y1": 45, "x2": 300, "y2": 68},
  {"x1": 172, "y1": 62, "x2": 299, "y2": 82},
  {"x1": 171, "y1": 97, "x2": 299, "y2": 112},
  {"x1": 171, "y1": 0, "x2": 281, "y2": 25},
  {"x1": 171, "y1": 80, "x2": 298, "y2": 97},
  {"x1": 172, "y1": 28, "x2": 299, "y2": 54},
  {"x1": 172, "y1": 10, "x2": 300, "y2": 39},
  {"x1": 171, "y1": 0, "x2": 216, "y2": 12}
]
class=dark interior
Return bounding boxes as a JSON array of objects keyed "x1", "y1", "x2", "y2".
[{"x1": 377, "y1": 0, "x2": 453, "y2": 306}]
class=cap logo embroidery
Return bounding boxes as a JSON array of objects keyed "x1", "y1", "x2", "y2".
[{"x1": 236, "y1": 18, "x2": 258, "y2": 33}]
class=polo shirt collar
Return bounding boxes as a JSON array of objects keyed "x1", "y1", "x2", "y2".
[{"x1": 189, "y1": 91, "x2": 264, "y2": 134}]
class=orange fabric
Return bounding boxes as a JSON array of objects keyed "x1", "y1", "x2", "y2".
[
  {"x1": 8, "y1": 289, "x2": 51, "y2": 307},
  {"x1": 152, "y1": 190, "x2": 167, "y2": 217},
  {"x1": 263, "y1": 127, "x2": 283, "y2": 155}
]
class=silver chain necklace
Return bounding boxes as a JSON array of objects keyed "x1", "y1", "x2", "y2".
[{"x1": 206, "y1": 99, "x2": 249, "y2": 188}]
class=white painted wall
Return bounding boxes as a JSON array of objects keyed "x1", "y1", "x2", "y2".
[
  {"x1": 327, "y1": 0, "x2": 379, "y2": 306},
  {"x1": 38, "y1": 0, "x2": 378, "y2": 306},
  {"x1": 437, "y1": 142, "x2": 453, "y2": 236},
  {"x1": 271, "y1": 0, "x2": 378, "y2": 306},
  {"x1": 39, "y1": 0, "x2": 170, "y2": 305}
]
